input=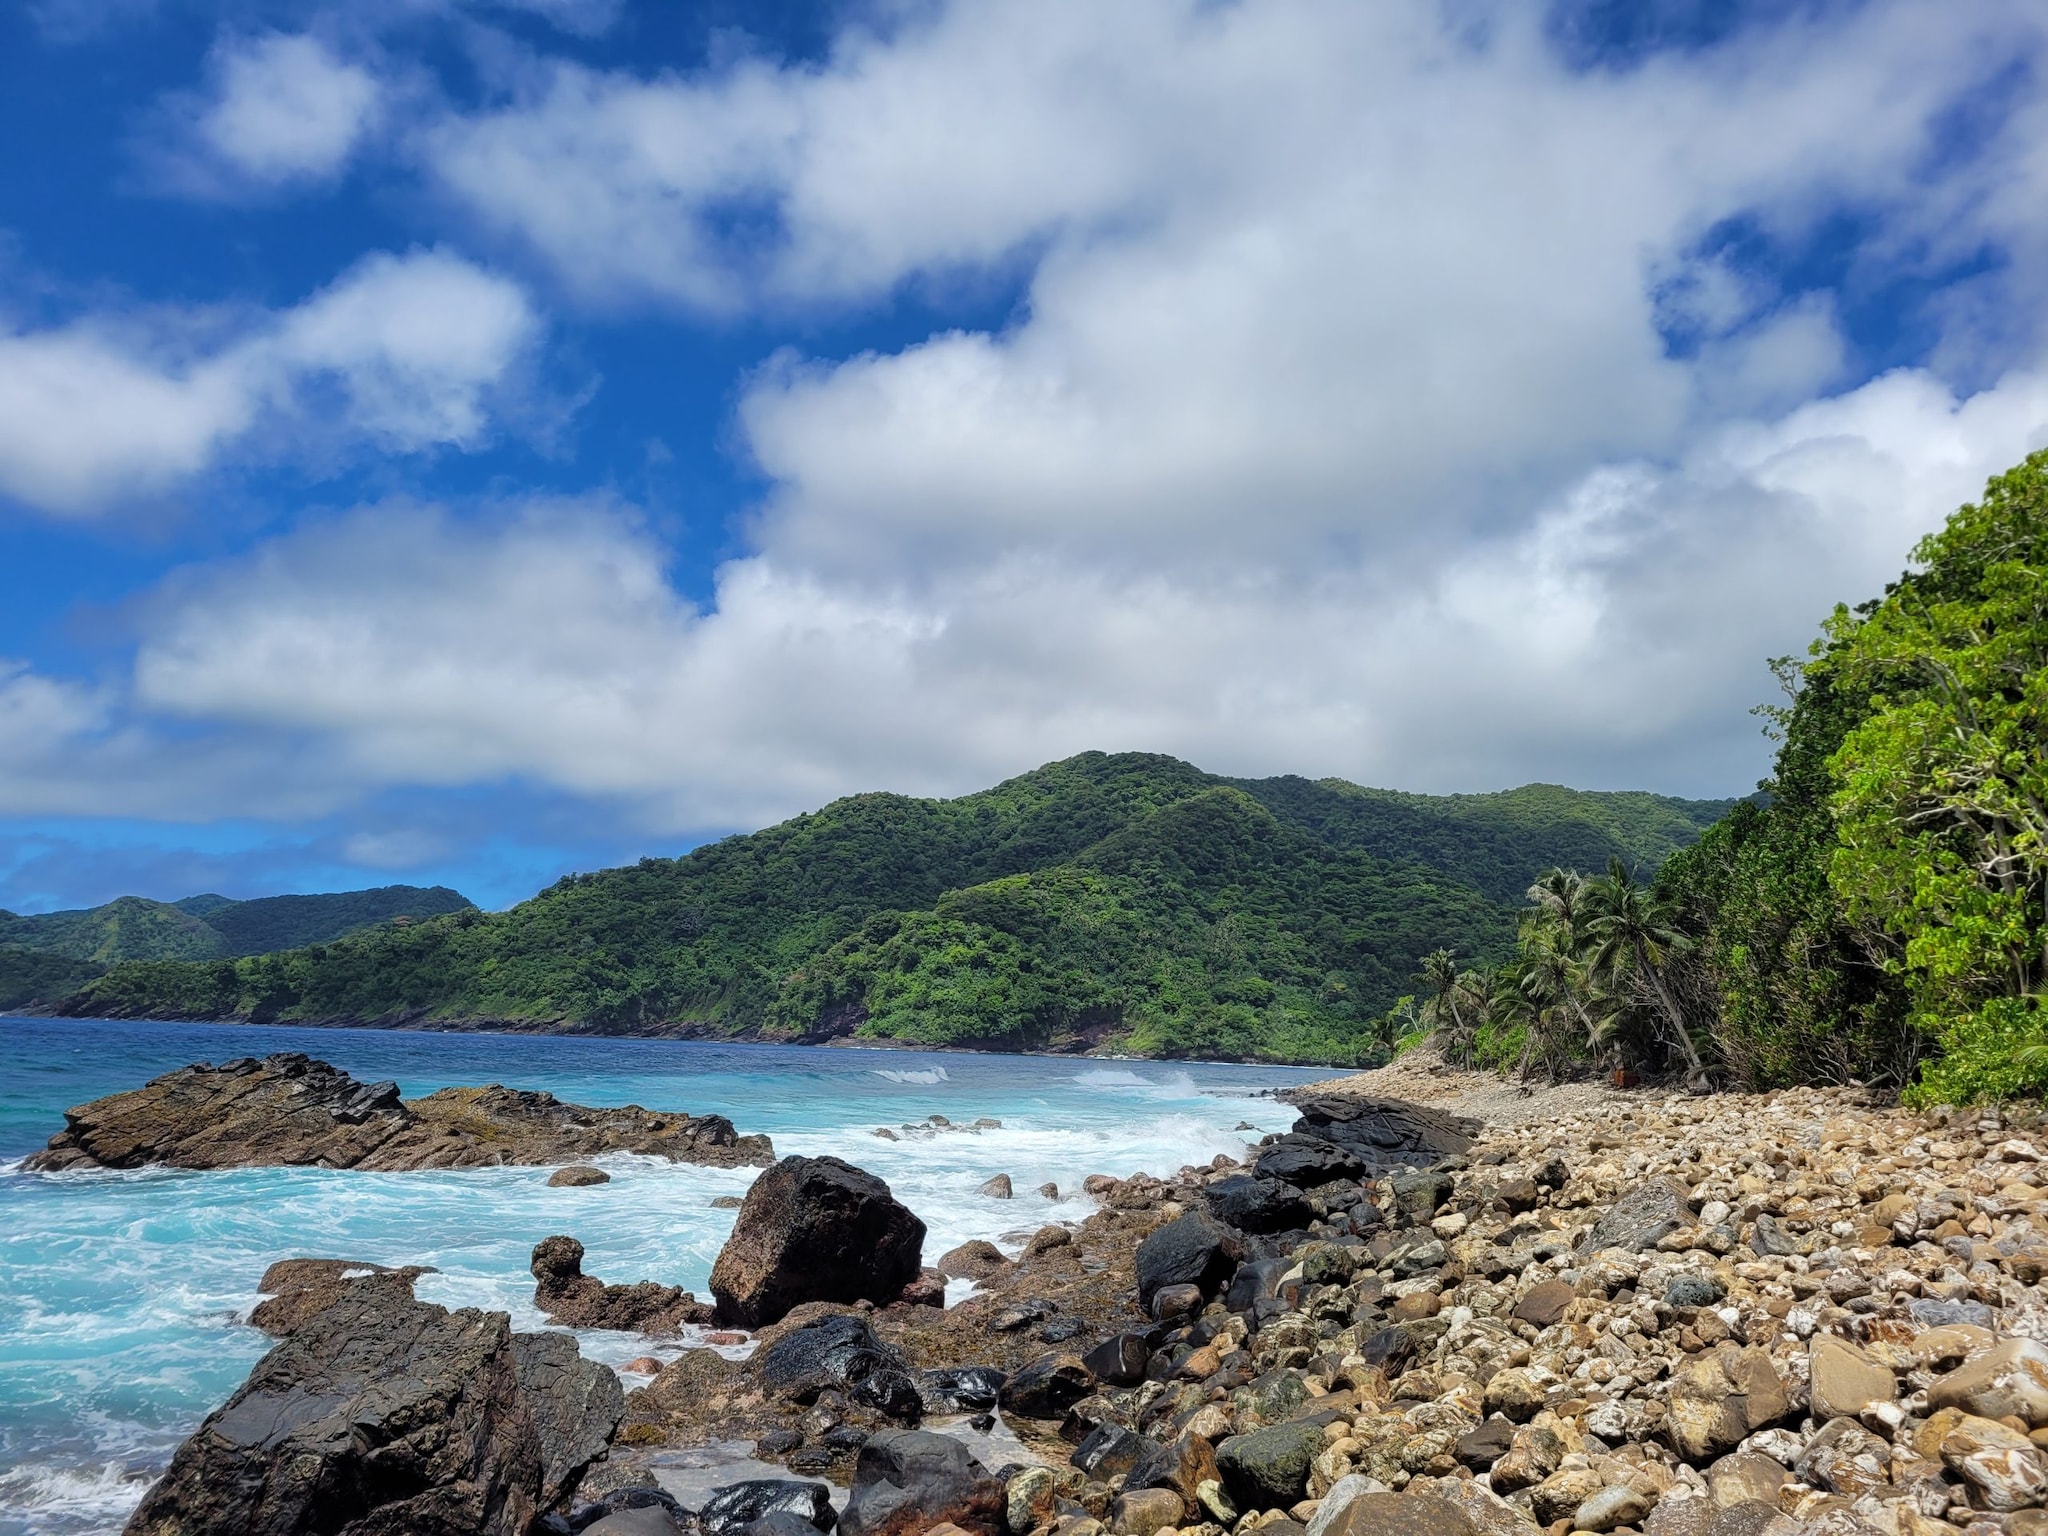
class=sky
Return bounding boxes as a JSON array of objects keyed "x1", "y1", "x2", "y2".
[{"x1": 2, "y1": 0, "x2": 2046, "y2": 914}]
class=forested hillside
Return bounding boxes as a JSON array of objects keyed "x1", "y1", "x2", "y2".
[
  {"x1": 56, "y1": 756, "x2": 1728, "y2": 1063},
  {"x1": 0, "y1": 886, "x2": 474, "y2": 1010}
]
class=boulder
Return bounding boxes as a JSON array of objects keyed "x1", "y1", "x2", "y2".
[
  {"x1": 1253, "y1": 1137, "x2": 1366, "y2": 1188},
  {"x1": 246, "y1": 1256, "x2": 433, "y2": 1338},
  {"x1": 838, "y1": 1429, "x2": 1005, "y2": 1536},
  {"x1": 1808, "y1": 1335, "x2": 1896, "y2": 1422},
  {"x1": 1281, "y1": 1093, "x2": 1479, "y2": 1168},
  {"x1": 1126, "y1": 1430, "x2": 1222, "y2": 1503},
  {"x1": 1109, "y1": 1488, "x2": 1184, "y2": 1536},
  {"x1": 709, "y1": 1156, "x2": 927, "y2": 1326},
  {"x1": 122, "y1": 1282, "x2": 621, "y2": 1535},
  {"x1": 1489, "y1": 1425, "x2": 1565, "y2": 1494},
  {"x1": 918, "y1": 1366, "x2": 1007, "y2": 1415},
  {"x1": 1927, "y1": 1337, "x2": 2048, "y2": 1428},
  {"x1": 26, "y1": 1052, "x2": 773, "y2": 1172},
  {"x1": 1929, "y1": 1409, "x2": 2048, "y2": 1511},
  {"x1": 532, "y1": 1235, "x2": 708, "y2": 1333},
  {"x1": 1134, "y1": 1213, "x2": 1245, "y2": 1307},
  {"x1": 757, "y1": 1313, "x2": 909, "y2": 1396},
  {"x1": 979, "y1": 1175, "x2": 1014, "y2": 1199},
  {"x1": 937, "y1": 1241, "x2": 1011, "y2": 1281},
  {"x1": 1389, "y1": 1170, "x2": 1456, "y2": 1224},
  {"x1": 1316, "y1": 1492, "x2": 1476, "y2": 1536},
  {"x1": 1205, "y1": 1175, "x2": 1313, "y2": 1234},
  {"x1": 998, "y1": 1353, "x2": 1094, "y2": 1419},
  {"x1": 1083, "y1": 1332, "x2": 1152, "y2": 1387},
  {"x1": 698, "y1": 1479, "x2": 836, "y2": 1536},
  {"x1": 1666, "y1": 1345, "x2": 1790, "y2": 1463},
  {"x1": 1216, "y1": 1422, "x2": 1324, "y2": 1510},
  {"x1": 1511, "y1": 1280, "x2": 1576, "y2": 1329},
  {"x1": 1074, "y1": 1423, "x2": 1153, "y2": 1479},
  {"x1": 549, "y1": 1165, "x2": 611, "y2": 1187},
  {"x1": 1580, "y1": 1179, "x2": 1695, "y2": 1254}
]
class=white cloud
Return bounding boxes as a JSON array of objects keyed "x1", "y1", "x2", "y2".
[
  {"x1": 203, "y1": 34, "x2": 380, "y2": 183},
  {"x1": 0, "y1": 249, "x2": 538, "y2": 514}
]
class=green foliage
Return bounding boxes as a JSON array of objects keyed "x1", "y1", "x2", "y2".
[
  {"x1": 1822, "y1": 450, "x2": 2048, "y2": 1103},
  {"x1": 62, "y1": 752, "x2": 1721, "y2": 1063},
  {"x1": 0, "y1": 946, "x2": 104, "y2": 1011},
  {"x1": 0, "y1": 885, "x2": 475, "y2": 966}
]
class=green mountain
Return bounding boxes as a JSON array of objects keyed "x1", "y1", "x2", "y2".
[
  {"x1": 54, "y1": 754, "x2": 1728, "y2": 1063},
  {"x1": 0, "y1": 885, "x2": 475, "y2": 1010}
]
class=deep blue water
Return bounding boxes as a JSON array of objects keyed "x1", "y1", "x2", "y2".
[{"x1": 0, "y1": 1017, "x2": 1324, "y2": 1534}]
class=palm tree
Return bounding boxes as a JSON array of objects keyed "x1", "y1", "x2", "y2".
[
  {"x1": 1585, "y1": 858, "x2": 1707, "y2": 1082},
  {"x1": 1415, "y1": 949, "x2": 1477, "y2": 1064}
]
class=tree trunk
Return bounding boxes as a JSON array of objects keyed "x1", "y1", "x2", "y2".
[{"x1": 1639, "y1": 939, "x2": 1706, "y2": 1081}]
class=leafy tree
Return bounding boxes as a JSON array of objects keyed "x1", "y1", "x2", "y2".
[{"x1": 1584, "y1": 859, "x2": 1706, "y2": 1082}]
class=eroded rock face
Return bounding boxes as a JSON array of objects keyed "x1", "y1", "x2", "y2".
[
  {"x1": 28, "y1": 1053, "x2": 773, "y2": 1173},
  {"x1": 1280, "y1": 1093, "x2": 1479, "y2": 1169},
  {"x1": 123, "y1": 1282, "x2": 621, "y2": 1536},
  {"x1": 532, "y1": 1235, "x2": 713, "y2": 1334},
  {"x1": 246, "y1": 1256, "x2": 434, "y2": 1338},
  {"x1": 709, "y1": 1156, "x2": 926, "y2": 1327}
]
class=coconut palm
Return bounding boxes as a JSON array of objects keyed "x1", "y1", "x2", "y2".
[{"x1": 1585, "y1": 857, "x2": 1708, "y2": 1082}]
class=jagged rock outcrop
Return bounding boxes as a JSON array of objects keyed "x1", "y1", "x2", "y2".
[
  {"x1": 26, "y1": 1052, "x2": 772, "y2": 1172},
  {"x1": 1278, "y1": 1090, "x2": 1479, "y2": 1168},
  {"x1": 123, "y1": 1280, "x2": 622, "y2": 1535},
  {"x1": 532, "y1": 1235, "x2": 714, "y2": 1333},
  {"x1": 709, "y1": 1155, "x2": 926, "y2": 1327}
]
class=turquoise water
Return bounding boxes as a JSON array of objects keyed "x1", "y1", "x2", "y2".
[{"x1": 0, "y1": 1017, "x2": 1322, "y2": 1534}]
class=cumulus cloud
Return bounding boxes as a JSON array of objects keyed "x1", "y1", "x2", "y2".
[
  {"x1": 0, "y1": 249, "x2": 538, "y2": 514},
  {"x1": 182, "y1": 33, "x2": 383, "y2": 188}
]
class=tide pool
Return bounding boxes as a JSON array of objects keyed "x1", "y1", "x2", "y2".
[{"x1": 0, "y1": 1017, "x2": 1324, "y2": 1535}]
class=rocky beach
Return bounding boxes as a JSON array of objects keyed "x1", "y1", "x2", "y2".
[{"x1": 30, "y1": 1044, "x2": 2048, "y2": 1536}]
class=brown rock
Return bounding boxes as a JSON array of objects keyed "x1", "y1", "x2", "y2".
[
  {"x1": 1927, "y1": 1338, "x2": 2048, "y2": 1428},
  {"x1": 980, "y1": 1175, "x2": 1014, "y2": 1200},
  {"x1": 1110, "y1": 1488, "x2": 1186, "y2": 1536},
  {"x1": 1530, "y1": 1468, "x2": 1605, "y2": 1526},
  {"x1": 1320, "y1": 1492, "x2": 1477, "y2": 1536},
  {"x1": 1705, "y1": 1452, "x2": 1788, "y2": 1510},
  {"x1": 708, "y1": 1155, "x2": 926, "y2": 1327},
  {"x1": 1390, "y1": 1292, "x2": 1441, "y2": 1322},
  {"x1": 1809, "y1": 1335, "x2": 1895, "y2": 1422},
  {"x1": 531, "y1": 1235, "x2": 708, "y2": 1333},
  {"x1": 938, "y1": 1241, "x2": 1012, "y2": 1281},
  {"x1": 1666, "y1": 1346, "x2": 1789, "y2": 1463},
  {"x1": 1489, "y1": 1425, "x2": 1565, "y2": 1493},
  {"x1": 25, "y1": 1053, "x2": 773, "y2": 1173},
  {"x1": 1934, "y1": 1410, "x2": 2048, "y2": 1511},
  {"x1": 548, "y1": 1165, "x2": 611, "y2": 1187},
  {"x1": 246, "y1": 1256, "x2": 433, "y2": 1338},
  {"x1": 1513, "y1": 1281, "x2": 1577, "y2": 1329},
  {"x1": 899, "y1": 1268, "x2": 948, "y2": 1308}
]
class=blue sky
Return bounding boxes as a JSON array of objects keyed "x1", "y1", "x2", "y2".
[{"x1": 1, "y1": 0, "x2": 2045, "y2": 913}]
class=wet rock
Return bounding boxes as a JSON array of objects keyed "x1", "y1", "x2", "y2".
[
  {"x1": 999, "y1": 1353, "x2": 1094, "y2": 1419},
  {"x1": 550, "y1": 1165, "x2": 612, "y2": 1187},
  {"x1": 938, "y1": 1241, "x2": 1011, "y2": 1281},
  {"x1": 1254, "y1": 1137, "x2": 1366, "y2": 1188},
  {"x1": 1074, "y1": 1423, "x2": 1152, "y2": 1479},
  {"x1": 1808, "y1": 1335, "x2": 1896, "y2": 1423},
  {"x1": 838, "y1": 1429, "x2": 1005, "y2": 1536},
  {"x1": 709, "y1": 1156, "x2": 926, "y2": 1327},
  {"x1": 1038, "y1": 1183, "x2": 1060, "y2": 1199},
  {"x1": 1580, "y1": 1178, "x2": 1695, "y2": 1254},
  {"x1": 1134, "y1": 1213, "x2": 1245, "y2": 1308},
  {"x1": 1152, "y1": 1282, "x2": 1204, "y2": 1321},
  {"x1": 27, "y1": 1052, "x2": 773, "y2": 1173},
  {"x1": 918, "y1": 1366, "x2": 1007, "y2": 1415},
  {"x1": 246, "y1": 1256, "x2": 433, "y2": 1338},
  {"x1": 1204, "y1": 1175, "x2": 1313, "y2": 1235},
  {"x1": 533, "y1": 1236, "x2": 709, "y2": 1333},
  {"x1": 124, "y1": 1281, "x2": 621, "y2": 1535},
  {"x1": 980, "y1": 1175, "x2": 1014, "y2": 1200},
  {"x1": 1083, "y1": 1333, "x2": 1152, "y2": 1388},
  {"x1": 744, "y1": 1515, "x2": 829, "y2": 1536},
  {"x1": 1927, "y1": 1337, "x2": 2048, "y2": 1427},
  {"x1": 757, "y1": 1313, "x2": 909, "y2": 1398},
  {"x1": 1216, "y1": 1421, "x2": 1325, "y2": 1509},
  {"x1": 992, "y1": 1299, "x2": 1056, "y2": 1331},
  {"x1": 850, "y1": 1368, "x2": 925, "y2": 1421},
  {"x1": 699, "y1": 1480, "x2": 836, "y2": 1536}
]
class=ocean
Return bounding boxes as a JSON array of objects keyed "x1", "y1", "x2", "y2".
[{"x1": 0, "y1": 1016, "x2": 1327, "y2": 1535}]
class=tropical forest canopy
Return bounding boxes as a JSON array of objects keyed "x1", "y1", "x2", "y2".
[
  {"x1": 46, "y1": 758, "x2": 1730, "y2": 1064},
  {"x1": 1425, "y1": 449, "x2": 2048, "y2": 1104}
]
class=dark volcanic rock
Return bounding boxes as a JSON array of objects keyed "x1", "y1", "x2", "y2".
[
  {"x1": 917, "y1": 1366, "x2": 1006, "y2": 1414},
  {"x1": 699, "y1": 1479, "x2": 836, "y2": 1536},
  {"x1": 1253, "y1": 1136, "x2": 1366, "y2": 1187},
  {"x1": 124, "y1": 1281, "x2": 621, "y2": 1536},
  {"x1": 1083, "y1": 1332, "x2": 1152, "y2": 1386},
  {"x1": 532, "y1": 1235, "x2": 711, "y2": 1333},
  {"x1": 837, "y1": 1429, "x2": 1004, "y2": 1536},
  {"x1": 27, "y1": 1052, "x2": 773, "y2": 1173},
  {"x1": 1073, "y1": 1422, "x2": 1152, "y2": 1479},
  {"x1": 1203, "y1": 1174, "x2": 1312, "y2": 1235},
  {"x1": 1134, "y1": 1212, "x2": 1245, "y2": 1307},
  {"x1": 756, "y1": 1314, "x2": 909, "y2": 1397},
  {"x1": 997, "y1": 1352, "x2": 1094, "y2": 1418},
  {"x1": 1280, "y1": 1092, "x2": 1479, "y2": 1168},
  {"x1": 1579, "y1": 1178, "x2": 1695, "y2": 1254},
  {"x1": 709, "y1": 1156, "x2": 926, "y2": 1327}
]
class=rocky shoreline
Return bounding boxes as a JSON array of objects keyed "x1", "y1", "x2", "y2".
[
  {"x1": 48, "y1": 1053, "x2": 2048, "y2": 1536},
  {"x1": 23, "y1": 1051, "x2": 774, "y2": 1172}
]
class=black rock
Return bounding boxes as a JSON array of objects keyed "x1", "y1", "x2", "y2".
[
  {"x1": 1039, "y1": 1316, "x2": 1090, "y2": 1344},
  {"x1": 998, "y1": 1353, "x2": 1094, "y2": 1419},
  {"x1": 1224, "y1": 1257, "x2": 1292, "y2": 1315},
  {"x1": 1665, "y1": 1272, "x2": 1727, "y2": 1309},
  {"x1": 757, "y1": 1314, "x2": 908, "y2": 1397},
  {"x1": 746, "y1": 1515, "x2": 832, "y2": 1536},
  {"x1": 709, "y1": 1155, "x2": 926, "y2": 1327},
  {"x1": 824, "y1": 1424, "x2": 873, "y2": 1453},
  {"x1": 991, "y1": 1299, "x2": 1056, "y2": 1332},
  {"x1": 1082, "y1": 1332, "x2": 1151, "y2": 1387},
  {"x1": 757, "y1": 1428, "x2": 804, "y2": 1456},
  {"x1": 1072, "y1": 1422, "x2": 1152, "y2": 1479},
  {"x1": 1204, "y1": 1175, "x2": 1313, "y2": 1235},
  {"x1": 1285, "y1": 1094, "x2": 1478, "y2": 1168},
  {"x1": 839, "y1": 1429, "x2": 1004, "y2": 1536},
  {"x1": 917, "y1": 1366, "x2": 1007, "y2": 1414},
  {"x1": 571, "y1": 1488, "x2": 688, "y2": 1534},
  {"x1": 1215, "y1": 1422, "x2": 1324, "y2": 1509},
  {"x1": 1454, "y1": 1416, "x2": 1517, "y2": 1470},
  {"x1": 1357, "y1": 1324, "x2": 1420, "y2": 1372},
  {"x1": 1253, "y1": 1136, "x2": 1365, "y2": 1187},
  {"x1": 699, "y1": 1479, "x2": 836, "y2": 1536},
  {"x1": 1134, "y1": 1212, "x2": 1246, "y2": 1307},
  {"x1": 850, "y1": 1369, "x2": 924, "y2": 1422}
]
